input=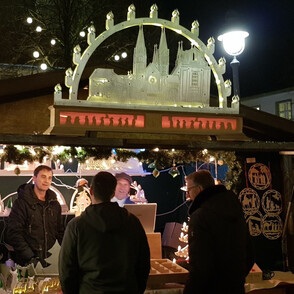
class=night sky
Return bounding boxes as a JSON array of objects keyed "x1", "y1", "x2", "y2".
[
  {"x1": 1, "y1": 0, "x2": 293, "y2": 98},
  {"x1": 150, "y1": 0, "x2": 294, "y2": 97}
]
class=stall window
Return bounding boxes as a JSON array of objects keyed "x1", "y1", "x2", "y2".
[{"x1": 276, "y1": 100, "x2": 292, "y2": 120}]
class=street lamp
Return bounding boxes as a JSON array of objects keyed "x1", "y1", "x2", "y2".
[{"x1": 218, "y1": 30, "x2": 249, "y2": 99}]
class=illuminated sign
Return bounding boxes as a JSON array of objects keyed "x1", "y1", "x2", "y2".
[
  {"x1": 59, "y1": 112, "x2": 145, "y2": 128},
  {"x1": 162, "y1": 116, "x2": 237, "y2": 131}
]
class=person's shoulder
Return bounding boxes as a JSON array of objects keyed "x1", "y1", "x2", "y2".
[{"x1": 66, "y1": 215, "x2": 81, "y2": 230}]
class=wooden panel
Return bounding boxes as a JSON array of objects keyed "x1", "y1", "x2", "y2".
[{"x1": 147, "y1": 233, "x2": 162, "y2": 259}]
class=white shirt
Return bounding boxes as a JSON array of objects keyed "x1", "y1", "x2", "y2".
[{"x1": 111, "y1": 196, "x2": 126, "y2": 207}]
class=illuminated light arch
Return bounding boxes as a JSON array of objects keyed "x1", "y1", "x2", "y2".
[{"x1": 55, "y1": 4, "x2": 235, "y2": 111}]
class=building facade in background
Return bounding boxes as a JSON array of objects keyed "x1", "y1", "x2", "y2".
[{"x1": 241, "y1": 88, "x2": 294, "y2": 121}]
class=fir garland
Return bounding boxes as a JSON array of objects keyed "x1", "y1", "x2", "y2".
[{"x1": 0, "y1": 145, "x2": 242, "y2": 189}]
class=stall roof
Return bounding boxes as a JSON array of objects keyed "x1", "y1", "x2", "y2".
[{"x1": 1, "y1": 69, "x2": 294, "y2": 151}]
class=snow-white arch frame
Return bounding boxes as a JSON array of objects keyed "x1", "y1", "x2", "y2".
[{"x1": 54, "y1": 4, "x2": 239, "y2": 113}]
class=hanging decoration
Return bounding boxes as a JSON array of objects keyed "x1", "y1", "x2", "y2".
[
  {"x1": 0, "y1": 145, "x2": 242, "y2": 189},
  {"x1": 168, "y1": 160, "x2": 181, "y2": 178},
  {"x1": 152, "y1": 168, "x2": 160, "y2": 178}
]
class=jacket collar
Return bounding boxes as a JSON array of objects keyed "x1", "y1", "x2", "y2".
[
  {"x1": 188, "y1": 185, "x2": 227, "y2": 216},
  {"x1": 18, "y1": 183, "x2": 57, "y2": 205}
]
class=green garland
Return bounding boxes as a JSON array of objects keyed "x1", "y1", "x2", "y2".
[{"x1": 0, "y1": 145, "x2": 242, "y2": 189}]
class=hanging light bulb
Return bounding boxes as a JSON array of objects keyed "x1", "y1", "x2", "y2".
[
  {"x1": 33, "y1": 51, "x2": 39, "y2": 58},
  {"x1": 36, "y1": 26, "x2": 42, "y2": 32},
  {"x1": 40, "y1": 63, "x2": 47, "y2": 70},
  {"x1": 26, "y1": 17, "x2": 33, "y2": 24},
  {"x1": 152, "y1": 168, "x2": 160, "y2": 178}
]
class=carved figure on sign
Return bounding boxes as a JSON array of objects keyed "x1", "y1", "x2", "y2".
[
  {"x1": 248, "y1": 163, "x2": 271, "y2": 190},
  {"x1": 261, "y1": 189, "x2": 282, "y2": 216},
  {"x1": 239, "y1": 188, "x2": 260, "y2": 215},
  {"x1": 262, "y1": 215, "x2": 283, "y2": 240},
  {"x1": 246, "y1": 212, "x2": 262, "y2": 237}
]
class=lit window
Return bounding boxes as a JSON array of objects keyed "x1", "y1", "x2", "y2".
[{"x1": 277, "y1": 100, "x2": 292, "y2": 120}]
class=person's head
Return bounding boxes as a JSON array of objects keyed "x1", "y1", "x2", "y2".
[
  {"x1": 90, "y1": 171, "x2": 117, "y2": 203},
  {"x1": 33, "y1": 165, "x2": 53, "y2": 192},
  {"x1": 114, "y1": 172, "x2": 132, "y2": 200},
  {"x1": 185, "y1": 170, "x2": 214, "y2": 201}
]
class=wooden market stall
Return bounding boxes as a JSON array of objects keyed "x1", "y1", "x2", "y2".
[{"x1": 1, "y1": 4, "x2": 294, "y2": 293}]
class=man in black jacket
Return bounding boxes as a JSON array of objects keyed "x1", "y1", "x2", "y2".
[
  {"x1": 184, "y1": 170, "x2": 254, "y2": 294},
  {"x1": 6, "y1": 165, "x2": 64, "y2": 267},
  {"x1": 59, "y1": 171, "x2": 150, "y2": 294}
]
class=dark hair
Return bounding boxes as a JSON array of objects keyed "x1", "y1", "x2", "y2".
[
  {"x1": 91, "y1": 171, "x2": 117, "y2": 202},
  {"x1": 186, "y1": 170, "x2": 214, "y2": 189},
  {"x1": 34, "y1": 165, "x2": 53, "y2": 177}
]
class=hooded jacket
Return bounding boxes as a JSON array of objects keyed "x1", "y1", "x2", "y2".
[
  {"x1": 59, "y1": 202, "x2": 150, "y2": 294},
  {"x1": 184, "y1": 185, "x2": 254, "y2": 294},
  {"x1": 6, "y1": 183, "x2": 64, "y2": 266}
]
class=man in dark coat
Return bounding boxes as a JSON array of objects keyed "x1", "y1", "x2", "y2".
[
  {"x1": 59, "y1": 171, "x2": 150, "y2": 294},
  {"x1": 6, "y1": 165, "x2": 64, "y2": 267},
  {"x1": 184, "y1": 170, "x2": 254, "y2": 294}
]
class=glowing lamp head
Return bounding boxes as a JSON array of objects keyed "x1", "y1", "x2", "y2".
[{"x1": 218, "y1": 30, "x2": 249, "y2": 56}]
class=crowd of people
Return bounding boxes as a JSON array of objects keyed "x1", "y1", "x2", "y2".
[{"x1": 3, "y1": 165, "x2": 254, "y2": 294}]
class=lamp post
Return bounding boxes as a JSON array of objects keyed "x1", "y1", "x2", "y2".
[{"x1": 218, "y1": 30, "x2": 249, "y2": 99}]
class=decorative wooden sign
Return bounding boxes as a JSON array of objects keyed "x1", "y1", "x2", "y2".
[{"x1": 45, "y1": 106, "x2": 243, "y2": 137}]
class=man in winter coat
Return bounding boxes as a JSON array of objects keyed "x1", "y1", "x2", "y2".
[
  {"x1": 59, "y1": 171, "x2": 150, "y2": 294},
  {"x1": 6, "y1": 165, "x2": 64, "y2": 267},
  {"x1": 184, "y1": 170, "x2": 254, "y2": 294}
]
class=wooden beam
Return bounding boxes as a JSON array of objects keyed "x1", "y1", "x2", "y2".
[{"x1": 1, "y1": 134, "x2": 294, "y2": 151}]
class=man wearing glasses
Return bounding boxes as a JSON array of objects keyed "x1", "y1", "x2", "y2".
[{"x1": 184, "y1": 170, "x2": 254, "y2": 294}]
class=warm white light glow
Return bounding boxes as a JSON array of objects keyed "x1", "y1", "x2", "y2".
[
  {"x1": 121, "y1": 52, "x2": 127, "y2": 58},
  {"x1": 153, "y1": 147, "x2": 159, "y2": 152},
  {"x1": 36, "y1": 26, "x2": 42, "y2": 32},
  {"x1": 40, "y1": 63, "x2": 47, "y2": 70},
  {"x1": 51, "y1": 39, "x2": 56, "y2": 45},
  {"x1": 114, "y1": 54, "x2": 120, "y2": 61},
  {"x1": 52, "y1": 146, "x2": 66, "y2": 155},
  {"x1": 26, "y1": 17, "x2": 33, "y2": 24},
  {"x1": 33, "y1": 51, "x2": 39, "y2": 58},
  {"x1": 79, "y1": 31, "x2": 86, "y2": 37},
  {"x1": 218, "y1": 31, "x2": 249, "y2": 56}
]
